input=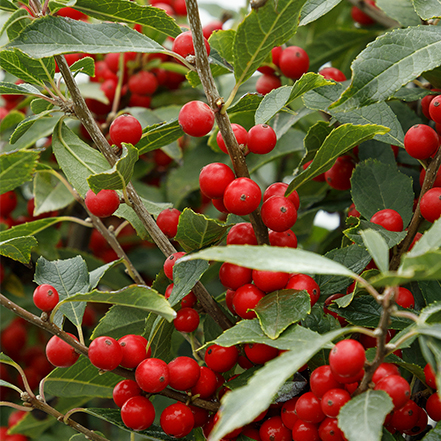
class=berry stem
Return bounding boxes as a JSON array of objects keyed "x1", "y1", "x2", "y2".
[{"x1": 185, "y1": 0, "x2": 269, "y2": 246}]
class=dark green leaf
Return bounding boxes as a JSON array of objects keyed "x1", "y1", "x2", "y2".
[
  {"x1": 412, "y1": 0, "x2": 441, "y2": 20},
  {"x1": 419, "y1": 281, "x2": 441, "y2": 306},
  {"x1": 44, "y1": 355, "x2": 120, "y2": 398},
  {"x1": 0, "y1": 150, "x2": 39, "y2": 193},
  {"x1": 302, "y1": 303, "x2": 341, "y2": 334},
  {"x1": 287, "y1": 124, "x2": 388, "y2": 192},
  {"x1": 0, "y1": 236, "x2": 38, "y2": 263},
  {"x1": 0, "y1": 81, "x2": 43, "y2": 97},
  {"x1": 182, "y1": 245, "x2": 357, "y2": 278},
  {"x1": 255, "y1": 290, "x2": 311, "y2": 339},
  {"x1": 89, "y1": 259, "x2": 123, "y2": 290},
  {"x1": 59, "y1": 285, "x2": 176, "y2": 322},
  {"x1": 0, "y1": 0, "x2": 18, "y2": 11},
  {"x1": 174, "y1": 208, "x2": 229, "y2": 252},
  {"x1": 10, "y1": 110, "x2": 58, "y2": 144},
  {"x1": 233, "y1": 0, "x2": 308, "y2": 85},
  {"x1": 146, "y1": 315, "x2": 175, "y2": 362},
  {"x1": 407, "y1": 217, "x2": 441, "y2": 257},
  {"x1": 6, "y1": 15, "x2": 165, "y2": 58},
  {"x1": 87, "y1": 143, "x2": 139, "y2": 192},
  {"x1": 136, "y1": 118, "x2": 183, "y2": 155},
  {"x1": 360, "y1": 229, "x2": 390, "y2": 273},
  {"x1": 170, "y1": 259, "x2": 209, "y2": 307},
  {"x1": 399, "y1": 250, "x2": 441, "y2": 282},
  {"x1": 376, "y1": 0, "x2": 421, "y2": 26},
  {"x1": 330, "y1": 26, "x2": 441, "y2": 111},
  {"x1": 0, "y1": 217, "x2": 62, "y2": 242},
  {"x1": 422, "y1": 422, "x2": 441, "y2": 441},
  {"x1": 70, "y1": 56, "x2": 95, "y2": 77},
  {"x1": 351, "y1": 159, "x2": 414, "y2": 227},
  {"x1": 30, "y1": 98, "x2": 54, "y2": 114},
  {"x1": 228, "y1": 93, "x2": 263, "y2": 116},
  {"x1": 3, "y1": 9, "x2": 32, "y2": 41},
  {"x1": 338, "y1": 390, "x2": 393, "y2": 441},
  {"x1": 299, "y1": 0, "x2": 342, "y2": 26}
]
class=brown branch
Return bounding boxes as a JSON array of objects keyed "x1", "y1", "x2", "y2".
[
  {"x1": 346, "y1": 0, "x2": 400, "y2": 28},
  {"x1": 185, "y1": 0, "x2": 269, "y2": 246}
]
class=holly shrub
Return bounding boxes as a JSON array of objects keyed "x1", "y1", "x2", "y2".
[{"x1": 1, "y1": 0, "x2": 441, "y2": 440}]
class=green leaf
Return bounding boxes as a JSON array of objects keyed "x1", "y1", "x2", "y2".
[
  {"x1": 0, "y1": 50, "x2": 55, "y2": 85},
  {"x1": 0, "y1": 81, "x2": 43, "y2": 97},
  {"x1": 181, "y1": 245, "x2": 357, "y2": 278},
  {"x1": 66, "y1": 0, "x2": 181, "y2": 38},
  {"x1": 376, "y1": 0, "x2": 421, "y2": 26},
  {"x1": 69, "y1": 56, "x2": 95, "y2": 77},
  {"x1": 89, "y1": 259, "x2": 123, "y2": 290},
  {"x1": 412, "y1": 0, "x2": 441, "y2": 20},
  {"x1": 422, "y1": 422, "x2": 441, "y2": 441},
  {"x1": 59, "y1": 285, "x2": 176, "y2": 322},
  {"x1": 0, "y1": 236, "x2": 38, "y2": 263},
  {"x1": 30, "y1": 98, "x2": 54, "y2": 114},
  {"x1": 91, "y1": 305, "x2": 148, "y2": 340},
  {"x1": 174, "y1": 208, "x2": 229, "y2": 252},
  {"x1": 360, "y1": 229, "x2": 389, "y2": 273},
  {"x1": 44, "y1": 355, "x2": 120, "y2": 398},
  {"x1": 255, "y1": 73, "x2": 332, "y2": 125},
  {"x1": 209, "y1": 29, "x2": 235, "y2": 66},
  {"x1": 10, "y1": 110, "x2": 59, "y2": 144},
  {"x1": 87, "y1": 143, "x2": 139, "y2": 193},
  {"x1": 33, "y1": 170, "x2": 75, "y2": 215},
  {"x1": 338, "y1": 390, "x2": 393, "y2": 441},
  {"x1": 0, "y1": 0, "x2": 18, "y2": 12},
  {"x1": 0, "y1": 378, "x2": 23, "y2": 394},
  {"x1": 2, "y1": 9, "x2": 32, "y2": 42},
  {"x1": 146, "y1": 315, "x2": 175, "y2": 362},
  {"x1": 6, "y1": 15, "x2": 165, "y2": 59},
  {"x1": 136, "y1": 119, "x2": 183, "y2": 155},
  {"x1": 303, "y1": 84, "x2": 404, "y2": 146},
  {"x1": 419, "y1": 281, "x2": 441, "y2": 306},
  {"x1": 287, "y1": 124, "x2": 388, "y2": 192},
  {"x1": 228, "y1": 93, "x2": 263, "y2": 116},
  {"x1": 330, "y1": 26, "x2": 441, "y2": 111},
  {"x1": 233, "y1": 0, "x2": 308, "y2": 85},
  {"x1": 407, "y1": 217, "x2": 441, "y2": 257},
  {"x1": 351, "y1": 159, "x2": 414, "y2": 227},
  {"x1": 254, "y1": 290, "x2": 311, "y2": 339},
  {"x1": 399, "y1": 250, "x2": 441, "y2": 282},
  {"x1": 170, "y1": 259, "x2": 209, "y2": 307},
  {"x1": 35, "y1": 256, "x2": 90, "y2": 327},
  {"x1": 0, "y1": 218, "x2": 62, "y2": 242},
  {"x1": 0, "y1": 150, "x2": 39, "y2": 193},
  {"x1": 299, "y1": 0, "x2": 342, "y2": 26},
  {"x1": 0, "y1": 110, "x2": 25, "y2": 133},
  {"x1": 209, "y1": 327, "x2": 349, "y2": 441}
]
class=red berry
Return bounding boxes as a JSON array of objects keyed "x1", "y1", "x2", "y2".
[
  {"x1": 285, "y1": 274, "x2": 320, "y2": 306},
  {"x1": 279, "y1": 46, "x2": 309, "y2": 80},
  {"x1": 318, "y1": 67, "x2": 346, "y2": 82},
  {"x1": 295, "y1": 391, "x2": 326, "y2": 424},
  {"x1": 252, "y1": 269, "x2": 290, "y2": 293},
  {"x1": 227, "y1": 222, "x2": 258, "y2": 245},
  {"x1": 310, "y1": 365, "x2": 343, "y2": 398},
  {"x1": 244, "y1": 343, "x2": 279, "y2": 365},
  {"x1": 390, "y1": 399, "x2": 420, "y2": 432},
  {"x1": 256, "y1": 74, "x2": 282, "y2": 95},
  {"x1": 204, "y1": 344, "x2": 239, "y2": 373},
  {"x1": 163, "y1": 251, "x2": 186, "y2": 280},
  {"x1": 181, "y1": 291, "x2": 197, "y2": 308},
  {"x1": 33, "y1": 284, "x2": 59, "y2": 312},
  {"x1": 202, "y1": 20, "x2": 223, "y2": 39},
  {"x1": 403, "y1": 406, "x2": 428, "y2": 436},
  {"x1": 371, "y1": 362, "x2": 400, "y2": 385},
  {"x1": 321, "y1": 388, "x2": 351, "y2": 418},
  {"x1": 404, "y1": 124, "x2": 439, "y2": 159},
  {"x1": 420, "y1": 187, "x2": 441, "y2": 223},
  {"x1": 199, "y1": 163, "x2": 235, "y2": 199},
  {"x1": 57, "y1": 6, "x2": 88, "y2": 19},
  {"x1": 351, "y1": 0, "x2": 376, "y2": 25},
  {"x1": 128, "y1": 70, "x2": 158, "y2": 96},
  {"x1": 232, "y1": 283, "x2": 265, "y2": 319},
  {"x1": 281, "y1": 397, "x2": 299, "y2": 429},
  {"x1": 324, "y1": 155, "x2": 355, "y2": 191},
  {"x1": 157, "y1": 208, "x2": 181, "y2": 238},
  {"x1": 172, "y1": 30, "x2": 210, "y2": 58},
  {"x1": 426, "y1": 393, "x2": 441, "y2": 421},
  {"x1": 395, "y1": 287, "x2": 415, "y2": 308},
  {"x1": 247, "y1": 124, "x2": 277, "y2": 154},
  {"x1": 0, "y1": 191, "x2": 17, "y2": 217},
  {"x1": 429, "y1": 94, "x2": 441, "y2": 123},
  {"x1": 329, "y1": 339, "x2": 366, "y2": 378},
  {"x1": 178, "y1": 101, "x2": 214, "y2": 137},
  {"x1": 173, "y1": 307, "x2": 200, "y2": 333},
  {"x1": 261, "y1": 196, "x2": 297, "y2": 232},
  {"x1": 370, "y1": 208, "x2": 403, "y2": 232},
  {"x1": 374, "y1": 374, "x2": 410, "y2": 410},
  {"x1": 219, "y1": 262, "x2": 253, "y2": 290},
  {"x1": 85, "y1": 189, "x2": 120, "y2": 218},
  {"x1": 168, "y1": 356, "x2": 201, "y2": 391},
  {"x1": 216, "y1": 124, "x2": 248, "y2": 154},
  {"x1": 135, "y1": 358, "x2": 170, "y2": 393},
  {"x1": 424, "y1": 363, "x2": 437, "y2": 389},
  {"x1": 191, "y1": 366, "x2": 218, "y2": 399},
  {"x1": 223, "y1": 177, "x2": 262, "y2": 216},
  {"x1": 419, "y1": 166, "x2": 441, "y2": 188},
  {"x1": 292, "y1": 420, "x2": 320, "y2": 441},
  {"x1": 160, "y1": 402, "x2": 195, "y2": 438},
  {"x1": 46, "y1": 333, "x2": 80, "y2": 368},
  {"x1": 189, "y1": 404, "x2": 209, "y2": 427},
  {"x1": 89, "y1": 336, "x2": 123, "y2": 371},
  {"x1": 118, "y1": 334, "x2": 150, "y2": 369},
  {"x1": 259, "y1": 416, "x2": 291, "y2": 441},
  {"x1": 121, "y1": 395, "x2": 155, "y2": 431},
  {"x1": 113, "y1": 379, "x2": 141, "y2": 408},
  {"x1": 269, "y1": 229, "x2": 298, "y2": 248},
  {"x1": 318, "y1": 418, "x2": 345, "y2": 441},
  {"x1": 109, "y1": 114, "x2": 143, "y2": 148},
  {"x1": 263, "y1": 182, "x2": 300, "y2": 210}
]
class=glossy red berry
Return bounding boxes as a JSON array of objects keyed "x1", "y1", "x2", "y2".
[
  {"x1": 292, "y1": 420, "x2": 320, "y2": 441},
  {"x1": 85, "y1": 189, "x2": 120, "y2": 218},
  {"x1": 318, "y1": 67, "x2": 346, "y2": 82},
  {"x1": 279, "y1": 46, "x2": 309, "y2": 80},
  {"x1": 420, "y1": 187, "x2": 441, "y2": 223},
  {"x1": 46, "y1": 333, "x2": 80, "y2": 368},
  {"x1": 256, "y1": 74, "x2": 282, "y2": 95},
  {"x1": 202, "y1": 20, "x2": 223, "y2": 39},
  {"x1": 191, "y1": 366, "x2": 218, "y2": 399},
  {"x1": 261, "y1": 196, "x2": 297, "y2": 232},
  {"x1": 259, "y1": 416, "x2": 291, "y2": 441},
  {"x1": 89, "y1": 336, "x2": 123, "y2": 371},
  {"x1": 318, "y1": 418, "x2": 345, "y2": 441},
  {"x1": 223, "y1": 177, "x2": 262, "y2": 216},
  {"x1": 329, "y1": 339, "x2": 365, "y2": 379},
  {"x1": 216, "y1": 124, "x2": 248, "y2": 154},
  {"x1": 178, "y1": 101, "x2": 214, "y2": 137},
  {"x1": 113, "y1": 379, "x2": 141, "y2": 408},
  {"x1": 157, "y1": 208, "x2": 181, "y2": 238},
  {"x1": 370, "y1": 208, "x2": 403, "y2": 232},
  {"x1": 295, "y1": 391, "x2": 325, "y2": 424},
  {"x1": 281, "y1": 397, "x2": 299, "y2": 429},
  {"x1": 219, "y1": 262, "x2": 253, "y2": 289},
  {"x1": 395, "y1": 287, "x2": 415, "y2": 308},
  {"x1": 269, "y1": 229, "x2": 298, "y2": 248},
  {"x1": 429, "y1": 94, "x2": 441, "y2": 124},
  {"x1": 232, "y1": 283, "x2": 265, "y2": 319},
  {"x1": 199, "y1": 163, "x2": 235, "y2": 199},
  {"x1": 310, "y1": 365, "x2": 343, "y2": 398},
  {"x1": 324, "y1": 155, "x2": 355, "y2": 191},
  {"x1": 173, "y1": 307, "x2": 200, "y2": 333},
  {"x1": 404, "y1": 124, "x2": 439, "y2": 159},
  {"x1": 163, "y1": 251, "x2": 186, "y2": 280},
  {"x1": 252, "y1": 269, "x2": 290, "y2": 293},
  {"x1": 374, "y1": 374, "x2": 410, "y2": 410},
  {"x1": 172, "y1": 30, "x2": 210, "y2": 58},
  {"x1": 426, "y1": 393, "x2": 441, "y2": 421},
  {"x1": 160, "y1": 402, "x2": 195, "y2": 438},
  {"x1": 204, "y1": 344, "x2": 239, "y2": 373},
  {"x1": 33, "y1": 284, "x2": 59, "y2": 312},
  {"x1": 244, "y1": 343, "x2": 279, "y2": 365},
  {"x1": 181, "y1": 290, "x2": 197, "y2": 308},
  {"x1": 321, "y1": 388, "x2": 351, "y2": 418},
  {"x1": 424, "y1": 363, "x2": 437, "y2": 389},
  {"x1": 390, "y1": 399, "x2": 420, "y2": 432},
  {"x1": 263, "y1": 182, "x2": 300, "y2": 210},
  {"x1": 118, "y1": 334, "x2": 150, "y2": 369},
  {"x1": 135, "y1": 358, "x2": 170, "y2": 393},
  {"x1": 285, "y1": 274, "x2": 320, "y2": 306},
  {"x1": 0, "y1": 191, "x2": 17, "y2": 217},
  {"x1": 371, "y1": 362, "x2": 400, "y2": 385},
  {"x1": 128, "y1": 70, "x2": 158, "y2": 96},
  {"x1": 227, "y1": 222, "x2": 258, "y2": 245},
  {"x1": 121, "y1": 395, "x2": 155, "y2": 431},
  {"x1": 168, "y1": 356, "x2": 200, "y2": 391},
  {"x1": 419, "y1": 166, "x2": 441, "y2": 188},
  {"x1": 247, "y1": 124, "x2": 277, "y2": 154}
]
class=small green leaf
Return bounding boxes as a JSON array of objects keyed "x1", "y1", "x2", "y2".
[
  {"x1": 70, "y1": 56, "x2": 95, "y2": 77},
  {"x1": 2, "y1": 9, "x2": 32, "y2": 41},
  {"x1": 360, "y1": 229, "x2": 389, "y2": 273},
  {"x1": 181, "y1": 245, "x2": 357, "y2": 278},
  {"x1": 255, "y1": 290, "x2": 311, "y2": 339},
  {"x1": 0, "y1": 81, "x2": 43, "y2": 97},
  {"x1": 0, "y1": 236, "x2": 38, "y2": 263},
  {"x1": 10, "y1": 110, "x2": 58, "y2": 145},
  {"x1": 30, "y1": 98, "x2": 54, "y2": 114},
  {"x1": 338, "y1": 390, "x2": 393, "y2": 441},
  {"x1": 0, "y1": 218, "x2": 62, "y2": 242},
  {"x1": 376, "y1": 0, "x2": 421, "y2": 26},
  {"x1": 0, "y1": 110, "x2": 25, "y2": 133},
  {"x1": 44, "y1": 355, "x2": 120, "y2": 398},
  {"x1": 422, "y1": 422, "x2": 441, "y2": 441},
  {"x1": 209, "y1": 29, "x2": 235, "y2": 66},
  {"x1": 407, "y1": 217, "x2": 441, "y2": 257},
  {"x1": 287, "y1": 124, "x2": 388, "y2": 192},
  {"x1": 89, "y1": 259, "x2": 123, "y2": 290},
  {"x1": 0, "y1": 150, "x2": 39, "y2": 193},
  {"x1": 330, "y1": 26, "x2": 441, "y2": 111},
  {"x1": 228, "y1": 93, "x2": 263, "y2": 115},
  {"x1": 0, "y1": 378, "x2": 23, "y2": 394},
  {"x1": 146, "y1": 315, "x2": 175, "y2": 362},
  {"x1": 87, "y1": 143, "x2": 139, "y2": 193},
  {"x1": 136, "y1": 119, "x2": 183, "y2": 155},
  {"x1": 399, "y1": 250, "x2": 441, "y2": 282},
  {"x1": 0, "y1": 0, "x2": 18, "y2": 12},
  {"x1": 412, "y1": 0, "x2": 441, "y2": 20},
  {"x1": 59, "y1": 285, "x2": 176, "y2": 322},
  {"x1": 299, "y1": 0, "x2": 342, "y2": 26},
  {"x1": 6, "y1": 15, "x2": 165, "y2": 59}
]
